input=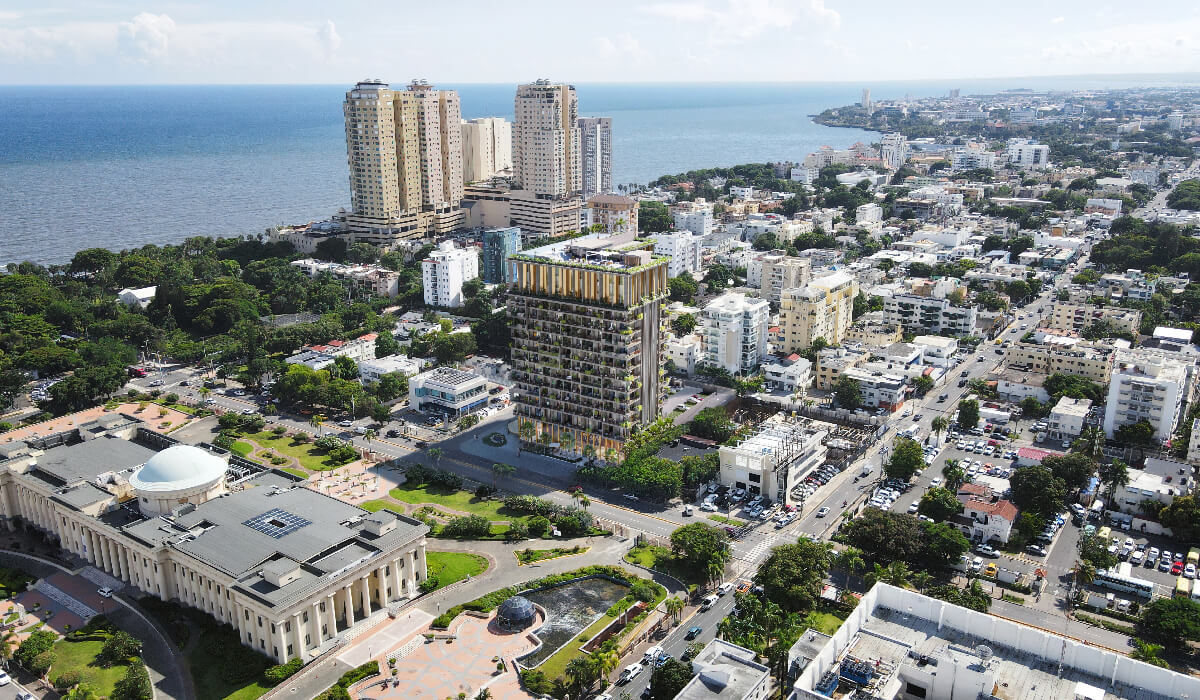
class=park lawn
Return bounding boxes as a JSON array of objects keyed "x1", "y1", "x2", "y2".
[
  {"x1": 707, "y1": 514, "x2": 746, "y2": 526},
  {"x1": 360, "y1": 499, "x2": 402, "y2": 513},
  {"x1": 623, "y1": 545, "x2": 700, "y2": 585},
  {"x1": 49, "y1": 637, "x2": 128, "y2": 696},
  {"x1": 244, "y1": 431, "x2": 347, "y2": 471},
  {"x1": 516, "y1": 546, "x2": 589, "y2": 565},
  {"x1": 425, "y1": 551, "x2": 489, "y2": 590},
  {"x1": 805, "y1": 610, "x2": 844, "y2": 636},
  {"x1": 432, "y1": 522, "x2": 511, "y2": 540},
  {"x1": 388, "y1": 484, "x2": 522, "y2": 522},
  {"x1": 281, "y1": 468, "x2": 308, "y2": 479},
  {"x1": 230, "y1": 441, "x2": 253, "y2": 457}
]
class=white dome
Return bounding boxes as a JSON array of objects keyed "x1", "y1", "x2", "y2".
[{"x1": 130, "y1": 445, "x2": 227, "y2": 493}]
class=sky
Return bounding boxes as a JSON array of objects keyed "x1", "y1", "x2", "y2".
[{"x1": 1, "y1": 0, "x2": 1199, "y2": 84}]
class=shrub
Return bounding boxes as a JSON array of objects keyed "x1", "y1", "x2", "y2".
[
  {"x1": 483, "y1": 432, "x2": 507, "y2": 447},
  {"x1": 419, "y1": 578, "x2": 439, "y2": 594},
  {"x1": 273, "y1": 425, "x2": 288, "y2": 435},
  {"x1": 53, "y1": 669, "x2": 88, "y2": 691},
  {"x1": 163, "y1": 392, "x2": 179, "y2": 404},
  {"x1": 505, "y1": 520, "x2": 529, "y2": 542},
  {"x1": 111, "y1": 659, "x2": 153, "y2": 700},
  {"x1": 15, "y1": 629, "x2": 56, "y2": 668},
  {"x1": 441, "y1": 515, "x2": 492, "y2": 539},
  {"x1": 474, "y1": 484, "x2": 497, "y2": 500},
  {"x1": 527, "y1": 516, "x2": 551, "y2": 538},
  {"x1": 631, "y1": 580, "x2": 657, "y2": 603},
  {"x1": 31, "y1": 650, "x2": 56, "y2": 676},
  {"x1": 263, "y1": 657, "x2": 304, "y2": 686}
]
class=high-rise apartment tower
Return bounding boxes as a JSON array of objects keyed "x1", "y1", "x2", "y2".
[
  {"x1": 577, "y1": 116, "x2": 612, "y2": 198},
  {"x1": 513, "y1": 80, "x2": 580, "y2": 198}
]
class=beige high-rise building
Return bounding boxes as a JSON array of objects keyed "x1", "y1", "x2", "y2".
[
  {"x1": 779, "y1": 271, "x2": 858, "y2": 352},
  {"x1": 340, "y1": 79, "x2": 465, "y2": 245},
  {"x1": 577, "y1": 116, "x2": 612, "y2": 198},
  {"x1": 461, "y1": 117, "x2": 512, "y2": 182},
  {"x1": 760, "y1": 254, "x2": 811, "y2": 303},
  {"x1": 513, "y1": 80, "x2": 580, "y2": 198}
]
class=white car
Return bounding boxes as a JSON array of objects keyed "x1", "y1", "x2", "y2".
[
  {"x1": 97, "y1": 587, "x2": 113, "y2": 598},
  {"x1": 643, "y1": 645, "x2": 664, "y2": 662},
  {"x1": 0, "y1": 671, "x2": 9, "y2": 686},
  {"x1": 700, "y1": 594, "x2": 718, "y2": 610},
  {"x1": 717, "y1": 582, "x2": 734, "y2": 596},
  {"x1": 1187, "y1": 563, "x2": 1198, "y2": 580},
  {"x1": 816, "y1": 507, "x2": 830, "y2": 518},
  {"x1": 700, "y1": 502, "x2": 717, "y2": 512},
  {"x1": 619, "y1": 663, "x2": 644, "y2": 684},
  {"x1": 930, "y1": 477, "x2": 942, "y2": 487},
  {"x1": 907, "y1": 502, "x2": 919, "y2": 514}
]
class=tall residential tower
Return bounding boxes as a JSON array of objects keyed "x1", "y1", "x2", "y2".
[
  {"x1": 340, "y1": 79, "x2": 465, "y2": 245},
  {"x1": 508, "y1": 234, "x2": 668, "y2": 460},
  {"x1": 577, "y1": 116, "x2": 612, "y2": 198},
  {"x1": 461, "y1": 117, "x2": 512, "y2": 182},
  {"x1": 513, "y1": 80, "x2": 580, "y2": 198}
]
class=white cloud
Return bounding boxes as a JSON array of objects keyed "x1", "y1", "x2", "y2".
[
  {"x1": 638, "y1": 3, "x2": 722, "y2": 22},
  {"x1": 640, "y1": 0, "x2": 839, "y2": 44},
  {"x1": 1051, "y1": 16, "x2": 1065, "y2": 23},
  {"x1": 315, "y1": 19, "x2": 340, "y2": 60},
  {"x1": 117, "y1": 12, "x2": 174, "y2": 63},
  {"x1": 595, "y1": 32, "x2": 652, "y2": 64}
]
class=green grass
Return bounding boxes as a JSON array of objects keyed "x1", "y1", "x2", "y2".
[
  {"x1": 425, "y1": 551, "x2": 489, "y2": 591},
  {"x1": 243, "y1": 431, "x2": 350, "y2": 471},
  {"x1": 388, "y1": 484, "x2": 522, "y2": 521},
  {"x1": 49, "y1": 636, "x2": 128, "y2": 696},
  {"x1": 707, "y1": 514, "x2": 746, "y2": 526},
  {"x1": 360, "y1": 499, "x2": 400, "y2": 513},
  {"x1": 623, "y1": 544, "x2": 701, "y2": 584},
  {"x1": 230, "y1": 441, "x2": 253, "y2": 457},
  {"x1": 281, "y1": 468, "x2": 308, "y2": 479},
  {"x1": 804, "y1": 611, "x2": 845, "y2": 636}
]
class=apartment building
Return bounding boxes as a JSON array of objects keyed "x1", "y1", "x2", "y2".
[
  {"x1": 671, "y1": 201, "x2": 715, "y2": 237},
  {"x1": 1047, "y1": 396, "x2": 1091, "y2": 441},
  {"x1": 677, "y1": 640, "x2": 770, "y2": 700},
  {"x1": 718, "y1": 416, "x2": 828, "y2": 504},
  {"x1": 814, "y1": 347, "x2": 867, "y2": 391},
  {"x1": 950, "y1": 147, "x2": 996, "y2": 171},
  {"x1": 577, "y1": 116, "x2": 613, "y2": 199},
  {"x1": 699, "y1": 293, "x2": 770, "y2": 375},
  {"x1": 285, "y1": 333, "x2": 378, "y2": 369},
  {"x1": 1103, "y1": 350, "x2": 1188, "y2": 441},
  {"x1": 341, "y1": 80, "x2": 465, "y2": 244},
  {"x1": 461, "y1": 185, "x2": 583, "y2": 242},
  {"x1": 649, "y1": 231, "x2": 703, "y2": 278},
  {"x1": 480, "y1": 227, "x2": 522, "y2": 284},
  {"x1": 461, "y1": 117, "x2": 512, "y2": 182},
  {"x1": 507, "y1": 234, "x2": 668, "y2": 460},
  {"x1": 513, "y1": 80, "x2": 580, "y2": 198},
  {"x1": 0, "y1": 426, "x2": 428, "y2": 665},
  {"x1": 1006, "y1": 139, "x2": 1050, "y2": 169},
  {"x1": 778, "y1": 272, "x2": 857, "y2": 352},
  {"x1": 422, "y1": 240, "x2": 479, "y2": 308},
  {"x1": 1047, "y1": 302, "x2": 1142, "y2": 335},
  {"x1": 764, "y1": 358, "x2": 812, "y2": 395},
  {"x1": 841, "y1": 367, "x2": 906, "y2": 411},
  {"x1": 289, "y1": 259, "x2": 401, "y2": 297},
  {"x1": 586, "y1": 194, "x2": 638, "y2": 235},
  {"x1": 880, "y1": 133, "x2": 908, "y2": 170},
  {"x1": 762, "y1": 255, "x2": 817, "y2": 306},
  {"x1": 408, "y1": 367, "x2": 489, "y2": 417},
  {"x1": 1003, "y1": 339, "x2": 1114, "y2": 383},
  {"x1": 666, "y1": 333, "x2": 701, "y2": 377},
  {"x1": 881, "y1": 294, "x2": 977, "y2": 336},
  {"x1": 844, "y1": 319, "x2": 903, "y2": 348},
  {"x1": 358, "y1": 355, "x2": 422, "y2": 385}
]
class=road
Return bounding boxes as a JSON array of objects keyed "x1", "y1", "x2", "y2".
[
  {"x1": 607, "y1": 589, "x2": 739, "y2": 700},
  {"x1": 0, "y1": 679, "x2": 32, "y2": 700}
]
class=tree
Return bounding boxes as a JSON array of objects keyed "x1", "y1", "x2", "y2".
[
  {"x1": 753, "y1": 540, "x2": 833, "y2": 612},
  {"x1": 1076, "y1": 534, "x2": 1117, "y2": 571},
  {"x1": 1130, "y1": 639, "x2": 1169, "y2": 668},
  {"x1": 98, "y1": 630, "x2": 142, "y2": 667},
  {"x1": 491, "y1": 462, "x2": 516, "y2": 487},
  {"x1": 1115, "y1": 420, "x2": 1156, "y2": 449},
  {"x1": 834, "y1": 375, "x2": 862, "y2": 410},
  {"x1": 913, "y1": 375, "x2": 934, "y2": 396},
  {"x1": 564, "y1": 656, "x2": 600, "y2": 699},
  {"x1": 373, "y1": 372, "x2": 408, "y2": 402},
  {"x1": 918, "y1": 487, "x2": 962, "y2": 522},
  {"x1": 427, "y1": 447, "x2": 443, "y2": 466},
  {"x1": 1041, "y1": 453, "x2": 1096, "y2": 489},
  {"x1": 1075, "y1": 426, "x2": 1106, "y2": 461},
  {"x1": 866, "y1": 561, "x2": 913, "y2": 589},
  {"x1": 885, "y1": 437, "x2": 924, "y2": 481},
  {"x1": 648, "y1": 658, "x2": 693, "y2": 700},
  {"x1": 930, "y1": 416, "x2": 950, "y2": 441},
  {"x1": 670, "y1": 523, "x2": 731, "y2": 573},
  {"x1": 832, "y1": 546, "x2": 866, "y2": 575},
  {"x1": 840, "y1": 509, "x2": 927, "y2": 568},
  {"x1": 1138, "y1": 597, "x2": 1200, "y2": 647},
  {"x1": 1009, "y1": 465, "x2": 1067, "y2": 518},
  {"x1": 689, "y1": 407, "x2": 734, "y2": 443},
  {"x1": 919, "y1": 521, "x2": 970, "y2": 569},
  {"x1": 668, "y1": 273, "x2": 698, "y2": 304},
  {"x1": 671, "y1": 313, "x2": 697, "y2": 336},
  {"x1": 639, "y1": 201, "x2": 672, "y2": 233},
  {"x1": 1159, "y1": 495, "x2": 1200, "y2": 543},
  {"x1": 111, "y1": 659, "x2": 153, "y2": 700},
  {"x1": 941, "y1": 461, "x2": 966, "y2": 490},
  {"x1": 957, "y1": 399, "x2": 980, "y2": 429},
  {"x1": 665, "y1": 596, "x2": 685, "y2": 624}
]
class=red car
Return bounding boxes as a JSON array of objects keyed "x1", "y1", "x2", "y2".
[{"x1": 1172, "y1": 561, "x2": 1185, "y2": 575}]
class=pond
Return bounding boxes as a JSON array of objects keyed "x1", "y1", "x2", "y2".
[{"x1": 518, "y1": 577, "x2": 630, "y2": 668}]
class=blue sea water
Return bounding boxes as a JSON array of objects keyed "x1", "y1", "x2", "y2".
[{"x1": 2, "y1": 76, "x2": 1197, "y2": 265}]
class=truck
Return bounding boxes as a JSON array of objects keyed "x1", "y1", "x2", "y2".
[{"x1": 1187, "y1": 548, "x2": 1199, "y2": 566}]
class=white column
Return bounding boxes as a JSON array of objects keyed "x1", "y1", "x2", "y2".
[
  {"x1": 375, "y1": 566, "x2": 388, "y2": 605},
  {"x1": 341, "y1": 585, "x2": 354, "y2": 626},
  {"x1": 274, "y1": 621, "x2": 287, "y2": 663},
  {"x1": 389, "y1": 559, "x2": 403, "y2": 599},
  {"x1": 312, "y1": 602, "x2": 324, "y2": 643},
  {"x1": 326, "y1": 594, "x2": 338, "y2": 636},
  {"x1": 358, "y1": 576, "x2": 371, "y2": 615},
  {"x1": 292, "y1": 613, "x2": 305, "y2": 658}
]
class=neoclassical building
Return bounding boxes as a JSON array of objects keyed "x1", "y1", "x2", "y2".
[{"x1": 0, "y1": 416, "x2": 428, "y2": 663}]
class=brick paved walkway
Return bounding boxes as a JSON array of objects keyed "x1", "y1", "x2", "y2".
[{"x1": 350, "y1": 612, "x2": 539, "y2": 700}]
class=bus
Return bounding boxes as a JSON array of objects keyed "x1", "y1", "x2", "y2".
[
  {"x1": 1175, "y1": 577, "x2": 1191, "y2": 598},
  {"x1": 1096, "y1": 526, "x2": 1112, "y2": 542},
  {"x1": 1094, "y1": 566, "x2": 1156, "y2": 600},
  {"x1": 1191, "y1": 579, "x2": 1200, "y2": 602}
]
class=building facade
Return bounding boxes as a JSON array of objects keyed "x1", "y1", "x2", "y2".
[
  {"x1": 422, "y1": 240, "x2": 479, "y2": 308},
  {"x1": 408, "y1": 367, "x2": 489, "y2": 416},
  {"x1": 759, "y1": 254, "x2": 813, "y2": 304},
  {"x1": 778, "y1": 272, "x2": 858, "y2": 352},
  {"x1": 481, "y1": 227, "x2": 522, "y2": 284},
  {"x1": 507, "y1": 234, "x2": 668, "y2": 459},
  {"x1": 1047, "y1": 302, "x2": 1142, "y2": 335},
  {"x1": 882, "y1": 294, "x2": 977, "y2": 336},
  {"x1": 461, "y1": 117, "x2": 512, "y2": 182},
  {"x1": 699, "y1": 293, "x2": 770, "y2": 376},
  {"x1": 718, "y1": 417, "x2": 828, "y2": 505},
  {"x1": 513, "y1": 80, "x2": 580, "y2": 198},
  {"x1": 576, "y1": 116, "x2": 612, "y2": 199},
  {"x1": 341, "y1": 80, "x2": 465, "y2": 244},
  {"x1": 0, "y1": 429, "x2": 427, "y2": 665},
  {"x1": 1103, "y1": 350, "x2": 1187, "y2": 441},
  {"x1": 650, "y1": 231, "x2": 703, "y2": 278},
  {"x1": 586, "y1": 194, "x2": 638, "y2": 235}
]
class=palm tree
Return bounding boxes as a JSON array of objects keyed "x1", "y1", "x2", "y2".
[
  {"x1": 1099, "y1": 458, "x2": 1130, "y2": 508},
  {"x1": 564, "y1": 656, "x2": 598, "y2": 698},
  {"x1": 474, "y1": 689, "x2": 493, "y2": 700},
  {"x1": 0, "y1": 630, "x2": 15, "y2": 668},
  {"x1": 198, "y1": 386, "x2": 211, "y2": 402},
  {"x1": 1131, "y1": 638, "x2": 1169, "y2": 667},
  {"x1": 491, "y1": 462, "x2": 516, "y2": 487},
  {"x1": 910, "y1": 570, "x2": 934, "y2": 592},
  {"x1": 363, "y1": 429, "x2": 376, "y2": 451},
  {"x1": 866, "y1": 561, "x2": 913, "y2": 589},
  {"x1": 428, "y1": 447, "x2": 443, "y2": 466},
  {"x1": 518, "y1": 420, "x2": 535, "y2": 444},
  {"x1": 559, "y1": 430, "x2": 575, "y2": 455},
  {"x1": 582, "y1": 444, "x2": 596, "y2": 465},
  {"x1": 706, "y1": 559, "x2": 725, "y2": 586},
  {"x1": 594, "y1": 647, "x2": 619, "y2": 679},
  {"x1": 931, "y1": 416, "x2": 950, "y2": 442},
  {"x1": 833, "y1": 546, "x2": 866, "y2": 576},
  {"x1": 1072, "y1": 560, "x2": 1096, "y2": 597},
  {"x1": 942, "y1": 461, "x2": 966, "y2": 490},
  {"x1": 310, "y1": 413, "x2": 326, "y2": 436},
  {"x1": 1076, "y1": 426, "x2": 1106, "y2": 460},
  {"x1": 665, "y1": 595, "x2": 684, "y2": 624}
]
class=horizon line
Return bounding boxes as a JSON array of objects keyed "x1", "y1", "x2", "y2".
[{"x1": 3, "y1": 71, "x2": 1200, "y2": 89}]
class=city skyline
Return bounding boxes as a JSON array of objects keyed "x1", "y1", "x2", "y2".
[{"x1": 2, "y1": 1, "x2": 1199, "y2": 84}]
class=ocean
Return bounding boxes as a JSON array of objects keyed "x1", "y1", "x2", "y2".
[{"x1": 2, "y1": 76, "x2": 1197, "y2": 265}]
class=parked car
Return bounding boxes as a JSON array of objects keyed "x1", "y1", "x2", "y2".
[
  {"x1": 643, "y1": 646, "x2": 664, "y2": 663},
  {"x1": 816, "y1": 507, "x2": 830, "y2": 518},
  {"x1": 976, "y1": 544, "x2": 998, "y2": 557},
  {"x1": 619, "y1": 664, "x2": 644, "y2": 684}
]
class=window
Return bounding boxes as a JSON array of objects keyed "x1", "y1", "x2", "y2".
[{"x1": 905, "y1": 682, "x2": 927, "y2": 699}]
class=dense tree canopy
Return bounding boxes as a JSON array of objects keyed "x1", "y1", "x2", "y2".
[{"x1": 753, "y1": 539, "x2": 833, "y2": 612}]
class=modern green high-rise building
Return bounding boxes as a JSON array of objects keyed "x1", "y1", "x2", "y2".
[{"x1": 481, "y1": 226, "x2": 521, "y2": 284}]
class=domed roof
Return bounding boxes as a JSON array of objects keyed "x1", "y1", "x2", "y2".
[
  {"x1": 497, "y1": 595, "x2": 536, "y2": 628},
  {"x1": 130, "y1": 445, "x2": 227, "y2": 493}
]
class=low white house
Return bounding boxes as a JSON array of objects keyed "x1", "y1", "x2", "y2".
[
  {"x1": 1047, "y1": 396, "x2": 1091, "y2": 441},
  {"x1": 359, "y1": 355, "x2": 423, "y2": 385},
  {"x1": 116, "y1": 286, "x2": 156, "y2": 309},
  {"x1": 764, "y1": 359, "x2": 813, "y2": 395}
]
